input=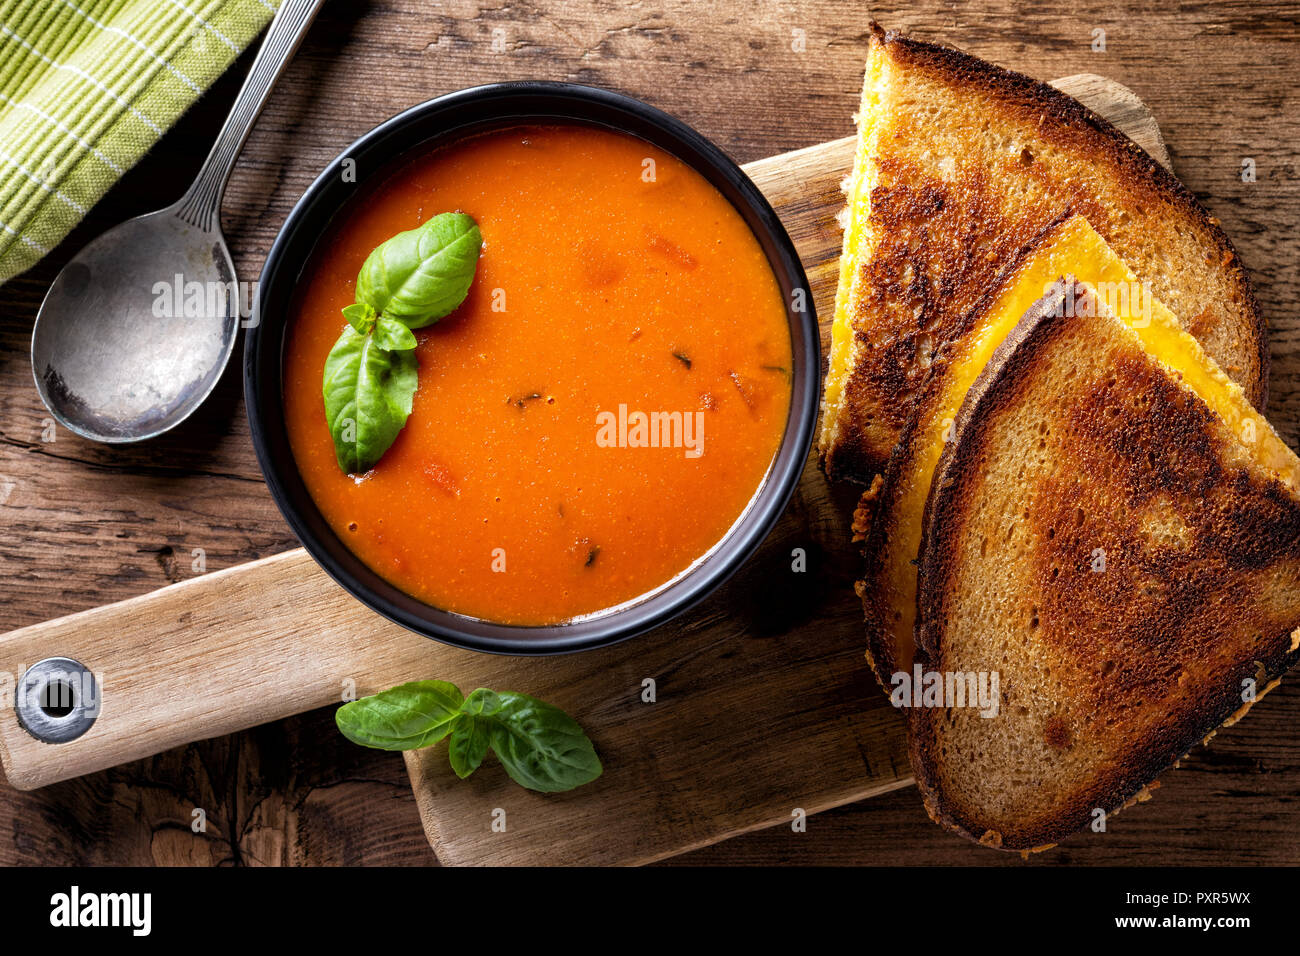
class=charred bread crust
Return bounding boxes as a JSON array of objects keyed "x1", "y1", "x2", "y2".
[
  {"x1": 909, "y1": 279, "x2": 1298, "y2": 850},
  {"x1": 871, "y1": 24, "x2": 1266, "y2": 408},
  {"x1": 913, "y1": 280, "x2": 1078, "y2": 661},
  {"x1": 857, "y1": 213, "x2": 1076, "y2": 691},
  {"x1": 850, "y1": 474, "x2": 884, "y2": 544},
  {"x1": 825, "y1": 25, "x2": 1267, "y2": 486},
  {"x1": 911, "y1": 662, "x2": 1295, "y2": 852}
]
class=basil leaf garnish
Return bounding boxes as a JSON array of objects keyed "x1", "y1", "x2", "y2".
[
  {"x1": 336, "y1": 679, "x2": 602, "y2": 793},
  {"x1": 372, "y1": 315, "x2": 417, "y2": 352},
  {"x1": 481, "y1": 691, "x2": 604, "y2": 793},
  {"x1": 322, "y1": 212, "x2": 482, "y2": 475},
  {"x1": 323, "y1": 325, "x2": 418, "y2": 474},
  {"x1": 355, "y1": 212, "x2": 482, "y2": 329},
  {"x1": 448, "y1": 713, "x2": 491, "y2": 779},
  {"x1": 335, "y1": 680, "x2": 464, "y2": 750},
  {"x1": 341, "y1": 302, "x2": 376, "y2": 335},
  {"x1": 461, "y1": 687, "x2": 502, "y2": 716}
]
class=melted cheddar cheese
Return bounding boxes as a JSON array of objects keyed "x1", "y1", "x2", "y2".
[{"x1": 820, "y1": 44, "x2": 887, "y2": 454}]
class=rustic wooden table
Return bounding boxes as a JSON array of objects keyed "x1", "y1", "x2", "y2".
[{"x1": 2, "y1": 0, "x2": 1298, "y2": 866}]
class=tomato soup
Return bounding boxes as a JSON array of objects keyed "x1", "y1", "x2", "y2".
[{"x1": 283, "y1": 124, "x2": 792, "y2": 624}]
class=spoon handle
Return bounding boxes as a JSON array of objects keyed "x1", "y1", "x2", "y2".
[{"x1": 175, "y1": 0, "x2": 327, "y2": 233}]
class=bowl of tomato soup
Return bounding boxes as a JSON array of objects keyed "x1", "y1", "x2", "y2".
[{"x1": 247, "y1": 83, "x2": 818, "y2": 654}]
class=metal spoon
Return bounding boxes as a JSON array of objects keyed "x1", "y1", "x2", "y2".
[{"x1": 31, "y1": 0, "x2": 325, "y2": 443}]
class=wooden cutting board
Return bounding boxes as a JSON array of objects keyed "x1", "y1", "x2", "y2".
[{"x1": 0, "y1": 75, "x2": 1168, "y2": 866}]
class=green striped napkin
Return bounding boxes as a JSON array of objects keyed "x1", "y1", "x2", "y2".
[{"x1": 0, "y1": 0, "x2": 278, "y2": 285}]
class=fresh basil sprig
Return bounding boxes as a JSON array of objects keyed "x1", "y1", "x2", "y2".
[
  {"x1": 323, "y1": 212, "x2": 481, "y2": 474},
  {"x1": 336, "y1": 679, "x2": 603, "y2": 794},
  {"x1": 356, "y1": 212, "x2": 483, "y2": 328}
]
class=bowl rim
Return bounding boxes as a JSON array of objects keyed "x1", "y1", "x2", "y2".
[{"x1": 245, "y1": 80, "x2": 820, "y2": 655}]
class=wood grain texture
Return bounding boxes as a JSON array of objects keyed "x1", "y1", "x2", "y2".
[
  {"x1": 0, "y1": 512, "x2": 907, "y2": 864},
  {"x1": 1051, "y1": 73, "x2": 1173, "y2": 169},
  {"x1": 0, "y1": 79, "x2": 1163, "y2": 863},
  {"x1": 0, "y1": 0, "x2": 1297, "y2": 866}
]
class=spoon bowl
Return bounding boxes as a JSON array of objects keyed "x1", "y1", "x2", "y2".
[
  {"x1": 31, "y1": 209, "x2": 237, "y2": 442},
  {"x1": 27, "y1": 0, "x2": 324, "y2": 444}
]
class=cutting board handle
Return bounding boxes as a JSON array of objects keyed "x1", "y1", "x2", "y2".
[{"x1": 0, "y1": 549, "x2": 470, "y2": 790}]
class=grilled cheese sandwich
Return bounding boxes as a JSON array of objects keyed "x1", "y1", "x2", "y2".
[
  {"x1": 859, "y1": 215, "x2": 1298, "y2": 688},
  {"x1": 906, "y1": 278, "x2": 1300, "y2": 850},
  {"x1": 820, "y1": 25, "x2": 1267, "y2": 485}
]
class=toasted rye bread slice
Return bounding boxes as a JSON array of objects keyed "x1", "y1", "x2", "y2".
[
  {"x1": 908, "y1": 279, "x2": 1300, "y2": 851},
  {"x1": 859, "y1": 214, "x2": 1296, "y2": 692},
  {"x1": 819, "y1": 24, "x2": 1267, "y2": 485}
]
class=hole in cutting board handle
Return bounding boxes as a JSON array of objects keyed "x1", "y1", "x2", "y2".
[{"x1": 15, "y1": 658, "x2": 99, "y2": 744}]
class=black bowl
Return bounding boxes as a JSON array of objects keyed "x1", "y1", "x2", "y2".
[{"x1": 245, "y1": 82, "x2": 819, "y2": 655}]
